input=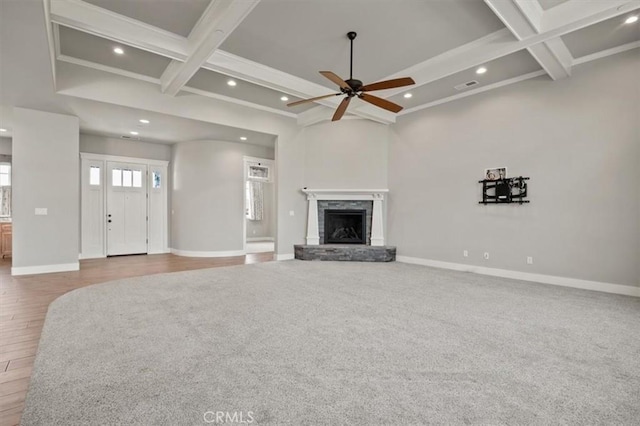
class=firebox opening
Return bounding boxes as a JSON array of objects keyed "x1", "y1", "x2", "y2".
[{"x1": 324, "y1": 209, "x2": 366, "y2": 245}]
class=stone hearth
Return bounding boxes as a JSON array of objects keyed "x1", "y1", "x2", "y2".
[{"x1": 294, "y1": 245, "x2": 396, "y2": 262}]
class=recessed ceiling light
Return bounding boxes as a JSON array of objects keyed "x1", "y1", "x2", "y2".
[
  {"x1": 0, "y1": 128, "x2": 6, "y2": 132},
  {"x1": 227, "y1": 80, "x2": 237, "y2": 87},
  {"x1": 476, "y1": 67, "x2": 487, "y2": 74},
  {"x1": 240, "y1": 136, "x2": 247, "y2": 141},
  {"x1": 625, "y1": 15, "x2": 638, "y2": 24},
  {"x1": 403, "y1": 93, "x2": 413, "y2": 99},
  {"x1": 280, "y1": 96, "x2": 289, "y2": 101},
  {"x1": 130, "y1": 131, "x2": 139, "y2": 135},
  {"x1": 113, "y1": 47, "x2": 124, "y2": 55},
  {"x1": 139, "y1": 119, "x2": 150, "y2": 124}
]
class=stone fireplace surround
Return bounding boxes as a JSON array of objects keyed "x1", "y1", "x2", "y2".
[
  {"x1": 319, "y1": 201, "x2": 371, "y2": 244},
  {"x1": 302, "y1": 189, "x2": 388, "y2": 246}
]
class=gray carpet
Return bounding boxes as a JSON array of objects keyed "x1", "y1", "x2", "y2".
[{"x1": 22, "y1": 261, "x2": 640, "y2": 425}]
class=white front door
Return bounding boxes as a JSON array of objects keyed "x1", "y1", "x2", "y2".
[{"x1": 106, "y1": 162, "x2": 148, "y2": 256}]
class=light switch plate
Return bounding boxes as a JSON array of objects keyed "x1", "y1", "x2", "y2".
[{"x1": 35, "y1": 208, "x2": 48, "y2": 215}]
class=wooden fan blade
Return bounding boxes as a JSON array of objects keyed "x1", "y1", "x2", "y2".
[
  {"x1": 332, "y1": 97, "x2": 351, "y2": 121},
  {"x1": 359, "y1": 93, "x2": 403, "y2": 113},
  {"x1": 287, "y1": 93, "x2": 340, "y2": 107},
  {"x1": 320, "y1": 71, "x2": 350, "y2": 90},
  {"x1": 361, "y1": 77, "x2": 415, "y2": 92}
]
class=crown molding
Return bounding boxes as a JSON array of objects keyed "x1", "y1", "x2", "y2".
[
  {"x1": 400, "y1": 70, "x2": 547, "y2": 116},
  {"x1": 572, "y1": 41, "x2": 640, "y2": 66}
]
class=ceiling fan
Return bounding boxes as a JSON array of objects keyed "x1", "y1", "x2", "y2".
[{"x1": 287, "y1": 31, "x2": 415, "y2": 121}]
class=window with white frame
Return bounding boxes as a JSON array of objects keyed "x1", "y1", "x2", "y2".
[
  {"x1": 0, "y1": 164, "x2": 10, "y2": 186},
  {"x1": 112, "y1": 168, "x2": 142, "y2": 188},
  {"x1": 248, "y1": 164, "x2": 270, "y2": 181}
]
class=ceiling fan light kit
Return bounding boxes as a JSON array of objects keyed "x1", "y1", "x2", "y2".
[{"x1": 288, "y1": 31, "x2": 415, "y2": 121}]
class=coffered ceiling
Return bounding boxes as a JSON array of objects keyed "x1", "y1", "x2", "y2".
[{"x1": 1, "y1": 0, "x2": 639, "y2": 143}]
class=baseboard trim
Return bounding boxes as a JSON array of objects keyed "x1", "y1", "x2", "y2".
[
  {"x1": 276, "y1": 253, "x2": 294, "y2": 261},
  {"x1": 396, "y1": 256, "x2": 640, "y2": 297},
  {"x1": 246, "y1": 237, "x2": 275, "y2": 242},
  {"x1": 170, "y1": 248, "x2": 246, "y2": 258},
  {"x1": 12, "y1": 262, "x2": 80, "y2": 276},
  {"x1": 148, "y1": 250, "x2": 171, "y2": 255},
  {"x1": 79, "y1": 254, "x2": 106, "y2": 260}
]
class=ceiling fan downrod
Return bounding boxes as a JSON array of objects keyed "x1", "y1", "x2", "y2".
[
  {"x1": 345, "y1": 31, "x2": 362, "y2": 93},
  {"x1": 347, "y1": 31, "x2": 356, "y2": 80}
]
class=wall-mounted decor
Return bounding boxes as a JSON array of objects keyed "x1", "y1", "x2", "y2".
[
  {"x1": 479, "y1": 176, "x2": 529, "y2": 205},
  {"x1": 484, "y1": 167, "x2": 507, "y2": 181}
]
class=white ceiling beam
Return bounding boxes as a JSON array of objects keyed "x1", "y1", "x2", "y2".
[
  {"x1": 528, "y1": 38, "x2": 573, "y2": 79},
  {"x1": 50, "y1": 0, "x2": 188, "y2": 60},
  {"x1": 513, "y1": 0, "x2": 543, "y2": 31},
  {"x1": 43, "y1": 0, "x2": 58, "y2": 90},
  {"x1": 485, "y1": 0, "x2": 540, "y2": 35},
  {"x1": 160, "y1": 0, "x2": 260, "y2": 96},
  {"x1": 484, "y1": 0, "x2": 572, "y2": 80}
]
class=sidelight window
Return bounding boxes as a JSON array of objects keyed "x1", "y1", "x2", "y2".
[{"x1": 89, "y1": 166, "x2": 100, "y2": 186}]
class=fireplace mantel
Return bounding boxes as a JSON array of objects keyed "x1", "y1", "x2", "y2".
[{"x1": 302, "y1": 189, "x2": 388, "y2": 246}]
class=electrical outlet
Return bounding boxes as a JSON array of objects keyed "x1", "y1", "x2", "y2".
[
  {"x1": 463, "y1": 250, "x2": 468, "y2": 257},
  {"x1": 483, "y1": 252, "x2": 490, "y2": 260},
  {"x1": 527, "y1": 256, "x2": 533, "y2": 265}
]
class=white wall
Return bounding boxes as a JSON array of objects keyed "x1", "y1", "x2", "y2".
[
  {"x1": 12, "y1": 108, "x2": 80, "y2": 273},
  {"x1": 0, "y1": 137, "x2": 11, "y2": 155},
  {"x1": 302, "y1": 119, "x2": 389, "y2": 189},
  {"x1": 80, "y1": 134, "x2": 171, "y2": 161},
  {"x1": 388, "y1": 51, "x2": 640, "y2": 288},
  {"x1": 171, "y1": 140, "x2": 274, "y2": 254}
]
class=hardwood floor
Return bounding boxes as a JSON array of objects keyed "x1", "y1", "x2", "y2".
[{"x1": 0, "y1": 252, "x2": 274, "y2": 426}]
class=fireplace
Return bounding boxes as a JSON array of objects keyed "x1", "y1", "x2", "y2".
[
  {"x1": 302, "y1": 189, "x2": 387, "y2": 246},
  {"x1": 324, "y1": 209, "x2": 366, "y2": 244}
]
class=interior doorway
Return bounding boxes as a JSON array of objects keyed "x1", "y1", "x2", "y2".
[{"x1": 243, "y1": 156, "x2": 275, "y2": 254}]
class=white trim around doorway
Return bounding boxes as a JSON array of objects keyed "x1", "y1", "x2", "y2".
[{"x1": 80, "y1": 153, "x2": 169, "y2": 259}]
